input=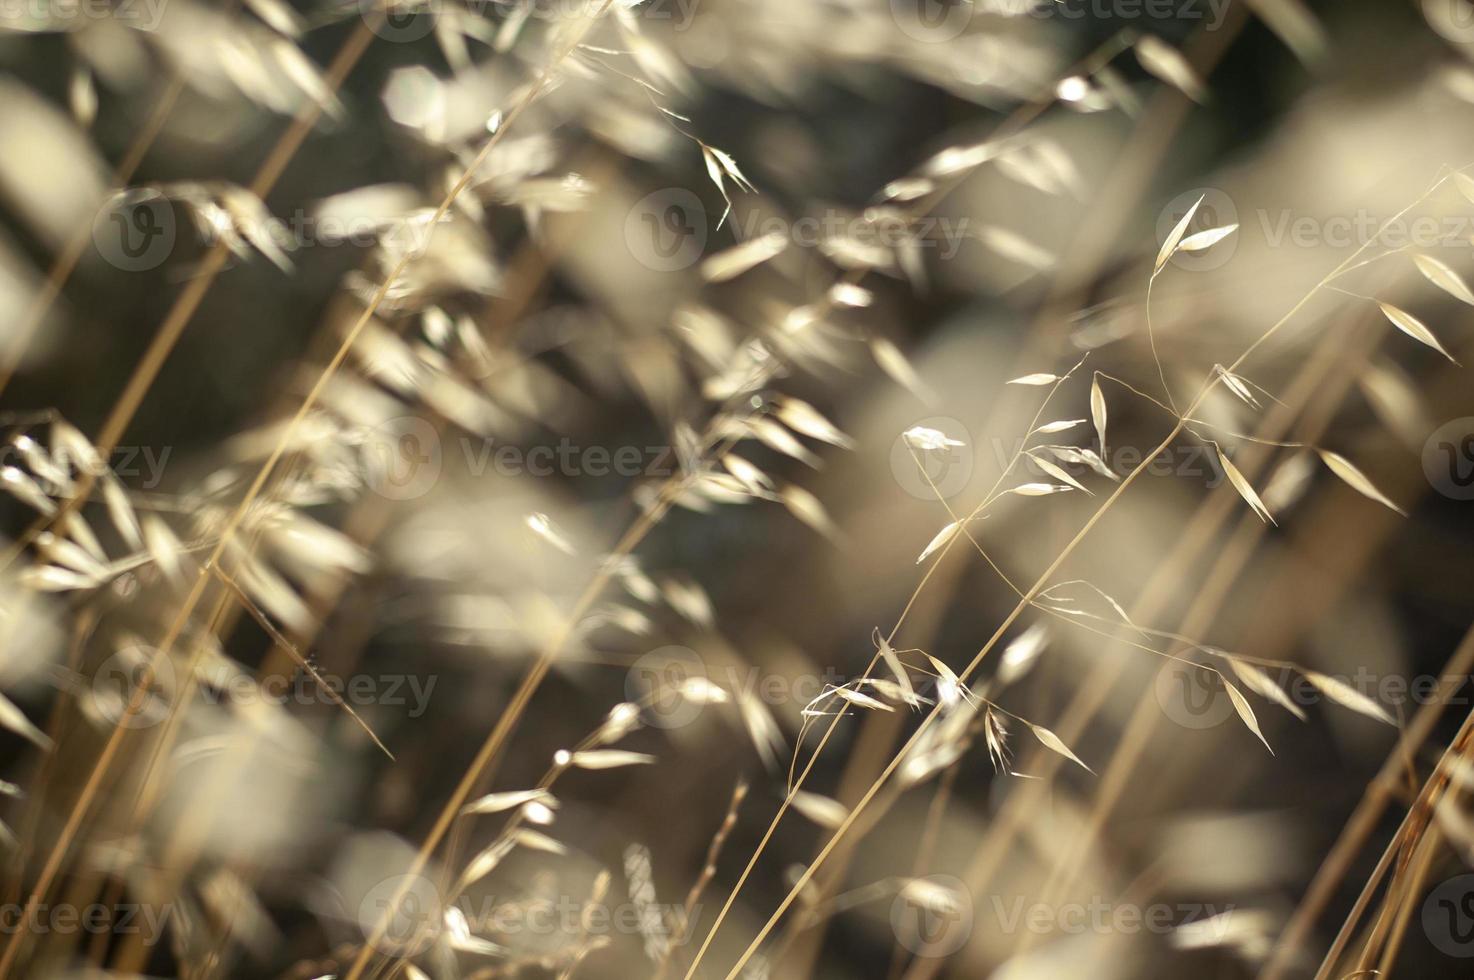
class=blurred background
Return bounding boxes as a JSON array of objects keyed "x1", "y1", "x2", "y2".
[{"x1": 2, "y1": 1, "x2": 1474, "y2": 978}]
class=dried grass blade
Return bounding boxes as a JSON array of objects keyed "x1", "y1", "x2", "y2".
[
  {"x1": 1029, "y1": 454, "x2": 1093, "y2": 495},
  {"x1": 1229, "y1": 660, "x2": 1306, "y2": 720},
  {"x1": 463, "y1": 789, "x2": 557, "y2": 815},
  {"x1": 790, "y1": 790, "x2": 848, "y2": 830},
  {"x1": 1216, "y1": 446, "x2": 1275, "y2": 524},
  {"x1": 1378, "y1": 301, "x2": 1458, "y2": 363},
  {"x1": 1177, "y1": 224, "x2": 1237, "y2": 252},
  {"x1": 916, "y1": 521, "x2": 959, "y2": 565},
  {"x1": 1028, "y1": 723, "x2": 1093, "y2": 774},
  {"x1": 1317, "y1": 450, "x2": 1406, "y2": 516},
  {"x1": 568, "y1": 750, "x2": 656, "y2": 770},
  {"x1": 1224, "y1": 681, "x2": 1273, "y2": 754},
  {"x1": 1246, "y1": 0, "x2": 1327, "y2": 64},
  {"x1": 875, "y1": 629, "x2": 919, "y2": 706},
  {"x1": 1306, "y1": 671, "x2": 1395, "y2": 725},
  {"x1": 0, "y1": 693, "x2": 49, "y2": 749},
  {"x1": 1414, "y1": 253, "x2": 1474, "y2": 306},
  {"x1": 1134, "y1": 36, "x2": 1206, "y2": 104},
  {"x1": 1090, "y1": 375, "x2": 1108, "y2": 456}
]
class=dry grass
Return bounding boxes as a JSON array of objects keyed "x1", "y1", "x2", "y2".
[{"x1": 0, "y1": 1, "x2": 1473, "y2": 979}]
